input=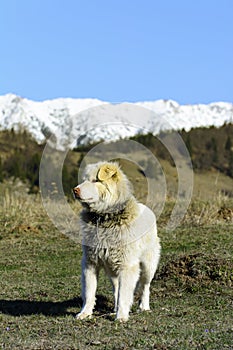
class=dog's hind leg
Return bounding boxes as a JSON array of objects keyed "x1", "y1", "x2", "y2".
[
  {"x1": 138, "y1": 248, "x2": 160, "y2": 311},
  {"x1": 137, "y1": 265, "x2": 152, "y2": 311},
  {"x1": 138, "y1": 280, "x2": 151, "y2": 311}
]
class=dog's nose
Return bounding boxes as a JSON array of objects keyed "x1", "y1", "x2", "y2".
[{"x1": 73, "y1": 186, "x2": 81, "y2": 198}]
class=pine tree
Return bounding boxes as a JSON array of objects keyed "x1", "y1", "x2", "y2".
[
  {"x1": 228, "y1": 152, "x2": 233, "y2": 178},
  {"x1": 62, "y1": 164, "x2": 71, "y2": 195},
  {"x1": 0, "y1": 157, "x2": 3, "y2": 182},
  {"x1": 27, "y1": 153, "x2": 40, "y2": 189},
  {"x1": 211, "y1": 137, "x2": 218, "y2": 163},
  {"x1": 186, "y1": 135, "x2": 192, "y2": 156},
  {"x1": 225, "y1": 136, "x2": 232, "y2": 151}
]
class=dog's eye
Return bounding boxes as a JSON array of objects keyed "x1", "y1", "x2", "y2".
[{"x1": 91, "y1": 179, "x2": 98, "y2": 183}]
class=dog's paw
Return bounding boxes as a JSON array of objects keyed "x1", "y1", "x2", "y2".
[
  {"x1": 116, "y1": 317, "x2": 128, "y2": 323},
  {"x1": 115, "y1": 314, "x2": 129, "y2": 322},
  {"x1": 75, "y1": 312, "x2": 92, "y2": 320},
  {"x1": 139, "y1": 306, "x2": 151, "y2": 312}
]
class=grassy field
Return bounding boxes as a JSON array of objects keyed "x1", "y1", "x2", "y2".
[{"x1": 0, "y1": 179, "x2": 233, "y2": 349}]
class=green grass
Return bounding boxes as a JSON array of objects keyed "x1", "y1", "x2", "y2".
[{"x1": 0, "y1": 187, "x2": 233, "y2": 349}]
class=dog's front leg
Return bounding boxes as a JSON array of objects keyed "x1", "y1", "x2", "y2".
[
  {"x1": 76, "y1": 260, "x2": 98, "y2": 320},
  {"x1": 116, "y1": 265, "x2": 139, "y2": 322}
]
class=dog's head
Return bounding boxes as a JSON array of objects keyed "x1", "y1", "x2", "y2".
[{"x1": 73, "y1": 162, "x2": 132, "y2": 212}]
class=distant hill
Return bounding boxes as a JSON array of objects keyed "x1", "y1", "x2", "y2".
[
  {"x1": 132, "y1": 123, "x2": 233, "y2": 177},
  {"x1": 0, "y1": 130, "x2": 44, "y2": 192},
  {"x1": 0, "y1": 124, "x2": 233, "y2": 197},
  {"x1": 180, "y1": 124, "x2": 233, "y2": 177}
]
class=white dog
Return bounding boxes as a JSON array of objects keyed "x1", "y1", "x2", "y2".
[{"x1": 73, "y1": 162, "x2": 161, "y2": 321}]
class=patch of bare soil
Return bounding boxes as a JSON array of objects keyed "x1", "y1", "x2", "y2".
[
  {"x1": 217, "y1": 206, "x2": 233, "y2": 222},
  {"x1": 158, "y1": 253, "x2": 233, "y2": 290}
]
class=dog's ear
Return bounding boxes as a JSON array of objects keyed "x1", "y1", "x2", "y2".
[{"x1": 97, "y1": 163, "x2": 121, "y2": 182}]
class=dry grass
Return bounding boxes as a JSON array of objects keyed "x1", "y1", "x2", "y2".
[
  {"x1": 182, "y1": 194, "x2": 233, "y2": 226},
  {"x1": 0, "y1": 185, "x2": 49, "y2": 240}
]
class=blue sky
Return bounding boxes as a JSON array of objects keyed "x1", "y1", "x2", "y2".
[{"x1": 1, "y1": 0, "x2": 233, "y2": 104}]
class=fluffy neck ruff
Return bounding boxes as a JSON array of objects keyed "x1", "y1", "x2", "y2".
[{"x1": 81, "y1": 197, "x2": 139, "y2": 228}]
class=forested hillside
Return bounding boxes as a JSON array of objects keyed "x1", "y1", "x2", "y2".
[
  {"x1": 0, "y1": 124, "x2": 233, "y2": 195},
  {"x1": 131, "y1": 123, "x2": 233, "y2": 177}
]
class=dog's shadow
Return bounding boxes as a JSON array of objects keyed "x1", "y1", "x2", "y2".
[{"x1": 0, "y1": 295, "x2": 110, "y2": 317}]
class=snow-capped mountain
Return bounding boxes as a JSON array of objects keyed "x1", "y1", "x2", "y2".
[{"x1": 0, "y1": 93, "x2": 232, "y2": 149}]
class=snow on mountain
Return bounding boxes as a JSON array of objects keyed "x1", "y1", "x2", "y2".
[
  {"x1": 0, "y1": 94, "x2": 106, "y2": 147},
  {"x1": 0, "y1": 93, "x2": 232, "y2": 149}
]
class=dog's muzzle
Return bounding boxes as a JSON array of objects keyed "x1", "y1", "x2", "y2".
[{"x1": 73, "y1": 186, "x2": 81, "y2": 199}]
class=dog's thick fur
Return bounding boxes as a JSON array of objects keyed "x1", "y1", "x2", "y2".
[{"x1": 73, "y1": 162, "x2": 161, "y2": 321}]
